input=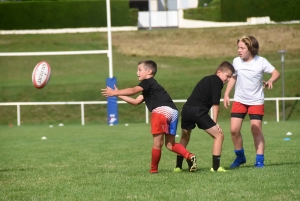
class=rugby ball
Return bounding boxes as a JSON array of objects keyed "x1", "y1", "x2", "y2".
[{"x1": 32, "y1": 61, "x2": 51, "y2": 89}]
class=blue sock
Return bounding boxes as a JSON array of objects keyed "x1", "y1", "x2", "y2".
[
  {"x1": 256, "y1": 154, "x2": 264, "y2": 163},
  {"x1": 234, "y1": 148, "x2": 245, "y2": 157}
]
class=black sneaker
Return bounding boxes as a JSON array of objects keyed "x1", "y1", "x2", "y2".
[{"x1": 188, "y1": 154, "x2": 197, "y2": 172}]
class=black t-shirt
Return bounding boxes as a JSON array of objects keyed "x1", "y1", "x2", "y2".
[
  {"x1": 185, "y1": 74, "x2": 223, "y2": 110},
  {"x1": 138, "y1": 77, "x2": 177, "y2": 112}
]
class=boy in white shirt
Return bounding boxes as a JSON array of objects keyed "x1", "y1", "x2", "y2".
[{"x1": 223, "y1": 36, "x2": 280, "y2": 168}]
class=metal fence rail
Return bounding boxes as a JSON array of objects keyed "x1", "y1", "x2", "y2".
[{"x1": 1, "y1": 97, "x2": 299, "y2": 126}]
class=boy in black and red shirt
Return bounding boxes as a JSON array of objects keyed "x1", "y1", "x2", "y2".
[{"x1": 102, "y1": 60, "x2": 197, "y2": 174}]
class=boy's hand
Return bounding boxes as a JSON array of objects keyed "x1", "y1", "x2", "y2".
[
  {"x1": 216, "y1": 124, "x2": 222, "y2": 133},
  {"x1": 263, "y1": 81, "x2": 273, "y2": 89},
  {"x1": 101, "y1": 86, "x2": 116, "y2": 97},
  {"x1": 223, "y1": 95, "x2": 230, "y2": 109}
]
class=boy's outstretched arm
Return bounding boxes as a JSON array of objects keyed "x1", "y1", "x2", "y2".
[
  {"x1": 223, "y1": 75, "x2": 236, "y2": 109},
  {"x1": 118, "y1": 94, "x2": 144, "y2": 106},
  {"x1": 102, "y1": 85, "x2": 143, "y2": 97},
  {"x1": 102, "y1": 85, "x2": 144, "y2": 105}
]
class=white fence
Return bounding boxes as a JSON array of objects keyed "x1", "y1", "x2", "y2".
[{"x1": 1, "y1": 97, "x2": 299, "y2": 126}]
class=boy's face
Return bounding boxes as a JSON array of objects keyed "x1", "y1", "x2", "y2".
[
  {"x1": 217, "y1": 70, "x2": 233, "y2": 84},
  {"x1": 136, "y1": 64, "x2": 152, "y2": 81},
  {"x1": 238, "y1": 41, "x2": 253, "y2": 62}
]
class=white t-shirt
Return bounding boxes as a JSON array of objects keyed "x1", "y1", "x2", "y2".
[{"x1": 233, "y1": 55, "x2": 275, "y2": 105}]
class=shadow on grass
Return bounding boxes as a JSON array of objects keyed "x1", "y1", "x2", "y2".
[
  {"x1": 0, "y1": 167, "x2": 35, "y2": 172},
  {"x1": 228, "y1": 161, "x2": 300, "y2": 170}
]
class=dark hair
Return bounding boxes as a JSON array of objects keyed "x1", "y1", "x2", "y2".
[
  {"x1": 215, "y1": 61, "x2": 235, "y2": 74},
  {"x1": 237, "y1": 35, "x2": 259, "y2": 56},
  {"x1": 138, "y1": 60, "x2": 157, "y2": 76}
]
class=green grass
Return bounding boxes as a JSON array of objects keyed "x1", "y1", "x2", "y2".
[{"x1": 1, "y1": 121, "x2": 300, "y2": 200}]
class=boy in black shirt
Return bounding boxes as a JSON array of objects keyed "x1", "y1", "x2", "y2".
[
  {"x1": 174, "y1": 61, "x2": 235, "y2": 172},
  {"x1": 102, "y1": 60, "x2": 197, "y2": 174}
]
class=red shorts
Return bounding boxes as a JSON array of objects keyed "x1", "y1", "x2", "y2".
[
  {"x1": 231, "y1": 101, "x2": 264, "y2": 115},
  {"x1": 151, "y1": 106, "x2": 178, "y2": 135}
]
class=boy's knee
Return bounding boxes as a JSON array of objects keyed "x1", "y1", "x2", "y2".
[
  {"x1": 153, "y1": 141, "x2": 164, "y2": 149},
  {"x1": 231, "y1": 129, "x2": 240, "y2": 136},
  {"x1": 217, "y1": 133, "x2": 224, "y2": 141}
]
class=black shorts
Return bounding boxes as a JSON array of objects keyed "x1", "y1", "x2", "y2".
[{"x1": 181, "y1": 104, "x2": 216, "y2": 130}]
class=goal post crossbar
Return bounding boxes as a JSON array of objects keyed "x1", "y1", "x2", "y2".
[{"x1": 0, "y1": 50, "x2": 109, "y2": 56}]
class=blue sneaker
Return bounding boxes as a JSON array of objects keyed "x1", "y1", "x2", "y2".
[
  {"x1": 254, "y1": 161, "x2": 264, "y2": 168},
  {"x1": 255, "y1": 154, "x2": 264, "y2": 168},
  {"x1": 230, "y1": 156, "x2": 246, "y2": 168}
]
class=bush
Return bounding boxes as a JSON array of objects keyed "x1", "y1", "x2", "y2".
[
  {"x1": 221, "y1": 0, "x2": 300, "y2": 22},
  {"x1": 184, "y1": 6, "x2": 221, "y2": 21},
  {"x1": 209, "y1": 0, "x2": 220, "y2": 7},
  {"x1": 0, "y1": 0, "x2": 137, "y2": 30}
]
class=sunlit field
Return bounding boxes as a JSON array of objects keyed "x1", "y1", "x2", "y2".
[
  {"x1": 1, "y1": 121, "x2": 299, "y2": 200},
  {"x1": 1, "y1": 24, "x2": 300, "y2": 200}
]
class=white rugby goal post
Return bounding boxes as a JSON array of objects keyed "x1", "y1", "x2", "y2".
[{"x1": 0, "y1": 0, "x2": 119, "y2": 125}]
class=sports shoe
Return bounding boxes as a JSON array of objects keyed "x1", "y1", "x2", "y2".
[
  {"x1": 188, "y1": 154, "x2": 197, "y2": 172},
  {"x1": 186, "y1": 159, "x2": 193, "y2": 171},
  {"x1": 173, "y1": 167, "x2": 182, "y2": 172},
  {"x1": 254, "y1": 162, "x2": 264, "y2": 168},
  {"x1": 210, "y1": 167, "x2": 227, "y2": 172},
  {"x1": 230, "y1": 156, "x2": 246, "y2": 168}
]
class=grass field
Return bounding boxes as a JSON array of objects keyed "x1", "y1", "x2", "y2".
[
  {"x1": 1, "y1": 121, "x2": 299, "y2": 200},
  {"x1": 1, "y1": 24, "x2": 300, "y2": 124}
]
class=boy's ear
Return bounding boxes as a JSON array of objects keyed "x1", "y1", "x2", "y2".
[{"x1": 147, "y1": 69, "x2": 153, "y2": 75}]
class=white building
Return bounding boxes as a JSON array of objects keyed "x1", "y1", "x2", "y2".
[
  {"x1": 130, "y1": 0, "x2": 198, "y2": 11},
  {"x1": 130, "y1": 0, "x2": 199, "y2": 29}
]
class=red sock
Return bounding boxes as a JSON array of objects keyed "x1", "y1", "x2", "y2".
[
  {"x1": 172, "y1": 143, "x2": 190, "y2": 159},
  {"x1": 151, "y1": 148, "x2": 161, "y2": 172}
]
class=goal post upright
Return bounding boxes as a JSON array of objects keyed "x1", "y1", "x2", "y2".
[
  {"x1": 106, "y1": 0, "x2": 113, "y2": 79},
  {"x1": 105, "y1": 0, "x2": 118, "y2": 125}
]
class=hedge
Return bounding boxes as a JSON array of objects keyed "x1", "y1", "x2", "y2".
[
  {"x1": 0, "y1": 0, "x2": 138, "y2": 30},
  {"x1": 220, "y1": 0, "x2": 300, "y2": 22}
]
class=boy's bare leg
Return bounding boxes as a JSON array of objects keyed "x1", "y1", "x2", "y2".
[
  {"x1": 165, "y1": 134, "x2": 189, "y2": 158},
  {"x1": 250, "y1": 119, "x2": 264, "y2": 154},
  {"x1": 205, "y1": 125, "x2": 225, "y2": 171},
  {"x1": 205, "y1": 125, "x2": 224, "y2": 155},
  {"x1": 165, "y1": 134, "x2": 197, "y2": 172},
  {"x1": 230, "y1": 118, "x2": 246, "y2": 168},
  {"x1": 250, "y1": 119, "x2": 265, "y2": 167},
  {"x1": 180, "y1": 129, "x2": 192, "y2": 147},
  {"x1": 230, "y1": 118, "x2": 244, "y2": 150}
]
